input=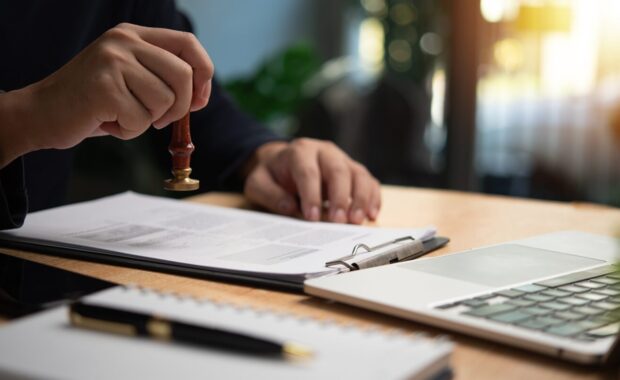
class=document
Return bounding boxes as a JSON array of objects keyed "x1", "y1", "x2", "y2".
[{"x1": 0, "y1": 192, "x2": 435, "y2": 286}]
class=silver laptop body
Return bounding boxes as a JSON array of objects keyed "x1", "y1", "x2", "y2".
[{"x1": 305, "y1": 231, "x2": 620, "y2": 364}]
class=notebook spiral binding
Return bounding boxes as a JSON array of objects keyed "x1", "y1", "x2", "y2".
[{"x1": 120, "y1": 285, "x2": 449, "y2": 345}]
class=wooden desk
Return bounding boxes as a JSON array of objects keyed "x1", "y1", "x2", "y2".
[{"x1": 1, "y1": 186, "x2": 620, "y2": 379}]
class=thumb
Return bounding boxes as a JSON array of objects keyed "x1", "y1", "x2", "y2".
[{"x1": 244, "y1": 165, "x2": 299, "y2": 216}]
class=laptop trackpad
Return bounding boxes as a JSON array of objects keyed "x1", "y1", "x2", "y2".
[{"x1": 402, "y1": 244, "x2": 605, "y2": 287}]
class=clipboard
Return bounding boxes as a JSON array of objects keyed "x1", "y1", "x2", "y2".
[
  {"x1": 0, "y1": 236, "x2": 449, "y2": 293},
  {"x1": 0, "y1": 192, "x2": 449, "y2": 293}
]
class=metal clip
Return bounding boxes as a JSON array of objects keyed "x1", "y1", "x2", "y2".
[{"x1": 325, "y1": 236, "x2": 424, "y2": 271}]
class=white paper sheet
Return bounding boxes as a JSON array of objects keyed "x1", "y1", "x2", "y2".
[{"x1": 0, "y1": 192, "x2": 435, "y2": 283}]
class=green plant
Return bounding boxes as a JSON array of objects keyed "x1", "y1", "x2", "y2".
[{"x1": 224, "y1": 43, "x2": 322, "y2": 136}]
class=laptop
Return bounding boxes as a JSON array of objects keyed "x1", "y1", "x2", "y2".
[{"x1": 305, "y1": 231, "x2": 620, "y2": 364}]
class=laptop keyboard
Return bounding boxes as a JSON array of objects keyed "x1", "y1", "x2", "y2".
[{"x1": 435, "y1": 265, "x2": 620, "y2": 341}]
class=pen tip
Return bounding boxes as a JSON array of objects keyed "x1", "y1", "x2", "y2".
[{"x1": 283, "y1": 342, "x2": 314, "y2": 359}]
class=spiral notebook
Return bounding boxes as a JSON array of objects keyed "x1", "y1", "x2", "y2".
[
  {"x1": 0, "y1": 192, "x2": 447, "y2": 291},
  {"x1": 0, "y1": 286, "x2": 453, "y2": 380}
]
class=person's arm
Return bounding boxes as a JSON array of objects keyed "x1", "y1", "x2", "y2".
[
  {"x1": 0, "y1": 21, "x2": 214, "y2": 230},
  {"x1": 184, "y1": 80, "x2": 381, "y2": 224},
  {"x1": 148, "y1": 78, "x2": 381, "y2": 224},
  {"x1": 140, "y1": 2, "x2": 382, "y2": 224},
  {"x1": 0, "y1": 23, "x2": 212, "y2": 170}
]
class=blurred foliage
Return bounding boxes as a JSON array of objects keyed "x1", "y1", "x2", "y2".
[
  {"x1": 224, "y1": 43, "x2": 322, "y2": 136},
  {"x1": 384, "y1": 0, "x2": 446, "y2": 82}
]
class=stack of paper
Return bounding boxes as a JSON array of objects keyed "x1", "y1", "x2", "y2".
[{"x1": 0, "y1": 192, "x2": 436, "y2": 288}]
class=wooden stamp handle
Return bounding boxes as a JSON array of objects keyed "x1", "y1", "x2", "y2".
[
  {"x1": 164, "y1": 112, "x2": 199, "y2": 191},
  {"x1": 169, "y1": 113, "x2": 194, "y2": 170}
]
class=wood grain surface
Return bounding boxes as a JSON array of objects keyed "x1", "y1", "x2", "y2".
[{"x1": 1, "y1": 186, "x2": 620, "y2": 379}]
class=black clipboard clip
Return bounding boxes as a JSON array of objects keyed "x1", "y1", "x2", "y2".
[{"x1": 325, "y1": 236, "x2": 426, "y2": 271}]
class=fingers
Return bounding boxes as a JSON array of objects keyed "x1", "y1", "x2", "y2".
[
  {"x1": 276, "y1": 139, "x2": 380, "y2": 224},
  {"x1": 31, "y1": 23, "x2": 213, "y2": 152},
  {"x1": 349, "y1": 163, "x2": 382, "y2": 223},
  {"x1": 88, "y1": 128, "x2": 110, "y2": 138},
  {"x1": 99, "y1": 76, "x2": 152, "y2": 139},
  {"x1": 370, "y1": 183, "x2": 382, "y2": 220},
  {"x1": 133, "y1": 44, "x2": 193, "y2": 128},
  {"x1": 119, "y1": 23, "x2": 214, "y2": 112},
  {"x1": 244, "y1": 165, "x2": 299, "y2": 216},
  {"x1": 93, "y1": 67, "x2": 153, "y2": 140},
  {"x1": 289, "y1": 142, "x2": 322, "y2": 222},
  {"x1": 95, "y1": 23, "x2": 213, "y2": 134},
  {"x1": 245, "y1": 139, "x2": 381, "y2": 224},
  {"x1": 123, "y1": 59, "x2": 175, "y2": 126},
  {"x1": 318, "y1": 146, "x2": 351, "y2": 223}
]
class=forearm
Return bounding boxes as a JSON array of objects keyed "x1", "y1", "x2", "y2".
[{"x1": 0, "y1": 87, "x2": 42, "y2": 168}]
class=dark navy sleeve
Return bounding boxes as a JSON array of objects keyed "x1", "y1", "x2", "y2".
[{"x1": 0, "y1": 158, "x2": 28, "y2": 230}]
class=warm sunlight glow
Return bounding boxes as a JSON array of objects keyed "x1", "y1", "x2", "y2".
[
  {"x1": 359, "y1": 17, "x2": 385, "y2": 74},
  {"x1": 481, "y1": 0, "x2": 519, "y2": 23},
  {"x1": 493, "y1": 38, "x2": 524, "y2": 72},
  {"x1": 540, "y1": 2, "x2": 598, "y2": 96},
  {"x1": 431, "y1": 67, "x2": 446, "y2": 127},
  {"x1": 476, "y1": 0, "x2": 620, "y2": 205},
  {"x1": 479, "y1": 0, "x2": 620, "y2": 98}
]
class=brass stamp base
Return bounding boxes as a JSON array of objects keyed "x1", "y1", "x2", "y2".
[{"x1": 164, "y1": 168, "x2": 200, "y2": 191}]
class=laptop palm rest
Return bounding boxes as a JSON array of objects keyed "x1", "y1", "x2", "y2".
[{"x1": 401, "y1": 244, "x2": 605, "y2": 287}]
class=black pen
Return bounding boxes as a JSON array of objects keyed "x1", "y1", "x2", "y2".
[{"x1": 69, "y1": 302, "x2": 313, "y2": 358}]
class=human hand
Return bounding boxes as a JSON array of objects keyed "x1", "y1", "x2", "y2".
[
  {"x1": 243, "y1": 139, "x2": 381, "y2": 224},
  {"x1": 0, "y1": 23, "x2": 213, "y2": 167}
]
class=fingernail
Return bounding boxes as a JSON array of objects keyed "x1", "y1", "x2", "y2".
[
  {"x1": 369, "y1": 207, "x2": 379, "y2": 220},
  {"x1": 330, "y1": 208, "x2": 346, "y2": 223},
  {"x1": 306, "y1": 206, "x2": 320, "y2": 221},
  {"x1": 278, "y1": 199, "x2": 293, "y2": 214},
  {"x1": 350, "y1": 208, "x2": 364, "y2": 224}
]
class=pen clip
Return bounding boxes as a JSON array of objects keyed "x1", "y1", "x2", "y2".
[{"x1": 325, "y1": 236, "x2": 422, "y2": 271}]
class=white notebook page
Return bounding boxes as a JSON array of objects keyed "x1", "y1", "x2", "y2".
[{"x1": 0, "y1": 286, "x2": 452, "y2": 380}]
